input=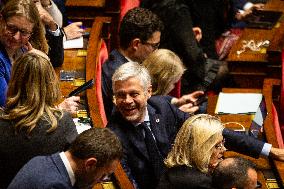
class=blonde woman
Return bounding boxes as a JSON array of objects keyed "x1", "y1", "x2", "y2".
[
  {"x1": 157, "y1": 114, "x2": 226, "y2": 189},
  {"x1": 143, "y1": 49, "x2": 204, "y2": 113},
  {"x1": 0, "y1": 52, "x2": 78, "y2": 187}
]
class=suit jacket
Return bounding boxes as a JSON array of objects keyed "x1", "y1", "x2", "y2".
[
  {"x1": 8, "y1": 153, "x2": 77, "y2": 189},
  {"x1": 157, "y1": 165, "x2": 213, "y2": 189},
  {"x1": 102, "y1": 49, "x2": 128, "y2": 119},
  {"x1": 107, "y1": 96, "x2": 265, "y2": 189},
  {"x1": 0, "y1": 112, "x2": 78, "y2": 188},
  {"x1": 46, "y1": 28, "x2": 64, "y2": 67}
]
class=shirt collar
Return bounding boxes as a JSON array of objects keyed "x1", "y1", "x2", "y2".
[
  {"x1": 133, "y1": 107, "x2": 150, "y2": 127},
  {"x1": 59, "y1": 152, "x2": 76, "y2": 186}
]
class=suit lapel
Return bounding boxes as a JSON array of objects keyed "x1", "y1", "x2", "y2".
[{"x1": 148, "y1": 105, "x2": 171, "y2": 157}]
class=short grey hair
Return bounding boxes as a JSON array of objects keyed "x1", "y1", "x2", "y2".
[{"x1": 112, "y1": 62, "x2": 151, "y2": 92}]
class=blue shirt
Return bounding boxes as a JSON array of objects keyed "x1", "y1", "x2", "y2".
[{"x1": 0, "y1": 43, "x2": 11, "y2": 107}]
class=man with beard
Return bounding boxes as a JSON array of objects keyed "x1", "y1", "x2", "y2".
[
  {"x1": 8, "y1": 128, "x2": 122, "y2": 189},
  {"x1": 107, "y1": 62, "x2": 284, "y2": 189}
]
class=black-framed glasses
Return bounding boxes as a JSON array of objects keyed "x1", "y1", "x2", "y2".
[
  {"x1": 142, "y1": 41, "x2": 160, "y2": 50},
  {"x1": 4, "y1": 20, "x2": 33, "y2": 38}
]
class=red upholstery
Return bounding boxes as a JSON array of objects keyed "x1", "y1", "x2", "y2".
[
  {"x1": 96, "y1": 40, "x2": 108, "y2": 127},
  {"x1": 120, "y1": 0, "x2": 140, "y2": 22},
  {"x1": 272, "y1": 103, "x2": 284, "y2": 148},
  {"x1": 169, "y1": 80, "x2": 181, "y2": 98}
]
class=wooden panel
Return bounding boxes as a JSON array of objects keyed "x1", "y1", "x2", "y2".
[{"x1": 65, "y1": 0, "x2": 120, "y2": 50}]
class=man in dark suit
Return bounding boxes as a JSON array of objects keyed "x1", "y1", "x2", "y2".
[
  {"x1": 107, "y1": 62, "x2": 284, "y2": 189},
  {"x1": 8, "y1": 128, "x2": 122, "y2": 189}
]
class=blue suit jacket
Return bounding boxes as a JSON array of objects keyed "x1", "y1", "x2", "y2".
[
  {"x1": 8, "y1": 153, "x2": 77, "y2": 189},
  {"x1": 108, "y1": 96, "x2": 264, "y2": 189},
  {"x1": 101, "y1": 49, "x2": 128, "y2": 120}
]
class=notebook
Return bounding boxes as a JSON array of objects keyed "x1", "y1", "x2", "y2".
[{"x1": 245, "y1": 10, "x2": 282, "y2": 29}]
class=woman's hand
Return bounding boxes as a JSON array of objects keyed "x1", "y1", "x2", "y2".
[{"x1": 58, "y1": 96, "x2": 80, "y2": 115}]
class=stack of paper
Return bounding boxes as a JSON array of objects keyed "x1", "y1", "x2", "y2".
[
  {"x1": 63, "y1": 37, "x2": 84, "y2": 49},
  {"x1": 215, "y1": 93, "x2": 263, "y2": 114}
]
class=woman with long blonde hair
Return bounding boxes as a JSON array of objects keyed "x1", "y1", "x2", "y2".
[{"x1": 0, "y1": 52, "x2": 77, "y2": 187}]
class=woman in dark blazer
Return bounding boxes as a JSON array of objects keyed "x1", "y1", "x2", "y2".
[{"x1": 157, "y1": 114, "x2": 226, "y2": 189}]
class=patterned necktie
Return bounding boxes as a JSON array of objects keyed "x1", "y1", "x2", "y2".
[{"x1": 140, "y1": 122, "x2": 164, "y2": 179}]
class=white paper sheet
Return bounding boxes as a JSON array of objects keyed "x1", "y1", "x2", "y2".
[
  {"x1": 215, "y1": 93, "x2": 263, "y2": 114},
  {"x1": 63, "y1": 37, "x2": 83, "y2": 49}
]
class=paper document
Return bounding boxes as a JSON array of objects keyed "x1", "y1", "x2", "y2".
[
  {"x1": 215, "y1": 93, "x2": 263, "y2": 114},
  {"x1": 63, "y1": 37, "x2": 83, "y2": 49}
]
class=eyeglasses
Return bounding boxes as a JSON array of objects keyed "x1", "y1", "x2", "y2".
[
  {"x1": 215, "y1": 139, "x2": 225, "y2": 150},
  {"x1": 5, "y1": 21, "x2": 33, "y2": 38},
  {"x1": 142, "y1": 41, "x2": 160, "y2": 50}
]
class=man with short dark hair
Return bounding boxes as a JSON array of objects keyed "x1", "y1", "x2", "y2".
[
  {"x1": 8, "y1": 128, "x2": 123, "y2": 189},
  {"x1": 212, "y1": 157, "x2": 258, "y2": 189},
  {"x1": 102, "y1": 7, "x2": 164, "y2": 119}
]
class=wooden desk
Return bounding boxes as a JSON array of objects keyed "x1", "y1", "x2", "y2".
[
  {"x1": 56, "y1": 17, "x2": 134, "y2": 189},
  {"x1": 65, "y1": 0, "x2": 120, "y2": 50},
  {"x1": 207, "y1": 87, "x2": 284, "y2": 188},
  {"x1": 226, "y1": 0, "x2": 284, "y2": 88}
]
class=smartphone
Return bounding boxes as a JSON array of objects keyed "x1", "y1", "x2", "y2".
[
  {"x1": 193, "y1": 96, "x2": 208, "y2": 106},
  {"x1": 68, "y1": 79, "x2": 94, "y2": 97}
]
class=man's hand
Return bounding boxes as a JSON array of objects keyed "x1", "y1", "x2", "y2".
[
  {"x1": 35, "y1": 2, "x2": 57, "y2": 31},
  {"x1": 172, "y1": 91, "x2": 204, "y2": 107},
  {"x1": 235, "y1": 9, "x2": 253, "y2": 20},
  {"x1": 40, "y1": 0, "x2": 52, "y2": 7},
  {"x1": 63, "y1": 22, "x2": 84, "y2": 40},
  {"x1": 58, "y1": 96, "x2": 80, "y2": 115},
  {"x1": 252, "y1": 3, "x2": 265, "y2": 10},
  {"x1": 171, "y1": 91, "x2": 204, "y2": 113},
  {"x1": 178, "y1": 103, "x2": 199, "y2": 113},
  {"x1": 270, "y1": 147, "x2": 284, "y2": 161}
]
